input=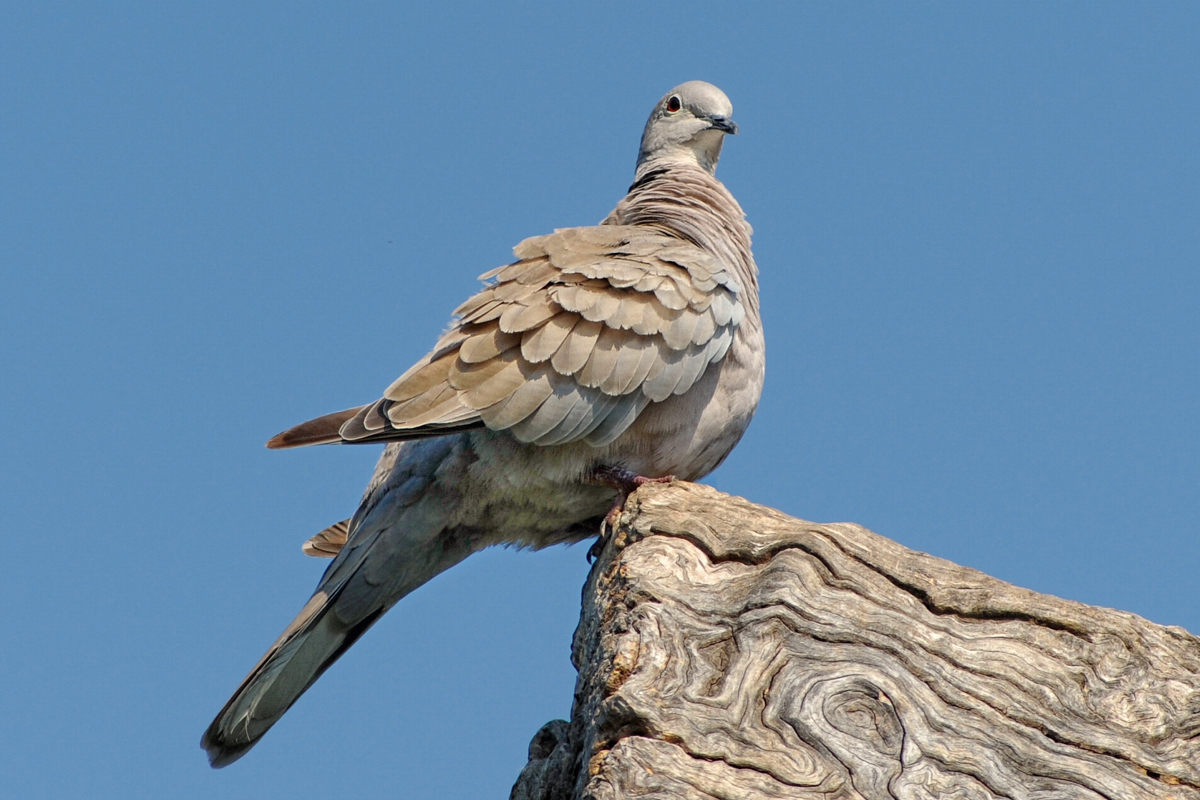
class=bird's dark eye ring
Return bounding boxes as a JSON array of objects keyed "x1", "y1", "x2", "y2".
[{"x1": 666, "y1": 95, "x2": 681, "y2": 113}]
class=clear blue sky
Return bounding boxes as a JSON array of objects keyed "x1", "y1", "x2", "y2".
[{"x1": 2, "y1": 3, "x2": 1198, "y2": 797}]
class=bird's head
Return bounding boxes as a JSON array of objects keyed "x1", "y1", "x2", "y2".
[{"x1": 637, "y1": 81, "x2": 737, "y2": 176}]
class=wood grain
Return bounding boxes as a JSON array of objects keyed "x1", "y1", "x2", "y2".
[{"x1": 512, "y1": 482, "x2": 1200, "y2": 800}]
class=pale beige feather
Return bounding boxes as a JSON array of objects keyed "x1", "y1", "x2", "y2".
[
  {"x1": 520, "y1": 312, "x2": 577, "y2": 363},
  {"x1": 445, "y1": 351, "x2": 513, "y2": 393},
  {"x1": 491, "y1": 278, "x2": 546, "y2": 304},
  {"x1": 458, "y1": 327, "x2": 521, "y2": 364},
  {"x1": 575, "y1": 326, "x2": 624, "y2": 389},
  {"x1": 498, "y1": 295, "x2": 560, "y2": 333},
  {"x1": 512, "y1": 258, "x2": 559, "y2": 286},
  {"x1": 396, "y1": 392, "x2": 479, "y2": 429},
  {"x1": 456, "y1": 357, "x2": 527, "y2": 410},
  {"x1": 454, "y1": 289, "x2": 499, "y2": 319},
  {"x1": 362, "y1": 402, "x2": 390, "y2": 432},
  {"x1": 386, "y1": 383, "x2": 460, "y2": 427},
  {"x1": 631, "y1": 295, "x2": 682, "y2": 336},
  {"x1": 662, "y1": 307, "x2": 702, "y2": 350},
  {"x1": 690, "y1": 308, "x2": 719, "y2": 346},
  {"x1": 633, "y1": 273, "x2": 666, "y2": 293},
  {"x1": 604, "y1": 291, "x2": 652, "y2": 330},
  {"x1": 506, "y1": 384, "x2": 587, "y2": 442},
  {"x1": 601, "y1": 333, "x2": 649, "y2": 395},
  {"x1": 384, "y1": 351, "x2": 457, "y2": 402},
  {"x1": 549, "y1": 317, "x2": 602, "y2": 376},
  {"x1": 480, "y1": 368, "x2": 556, "y2": 430},
  {"x1": 458, "y1": 298, "x2": 505, "y2": 325}
]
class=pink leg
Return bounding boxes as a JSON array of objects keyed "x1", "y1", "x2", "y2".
[{"x1": 586, "y1": 465, "x2": 676, "y2": 560}]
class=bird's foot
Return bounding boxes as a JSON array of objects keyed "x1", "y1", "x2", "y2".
[
  {"x1": 586, "y1": 466, "x2": 676, "y2": 562},
  {"x1": 589, "y1": 464, "x2": 678, "y2": 494}
]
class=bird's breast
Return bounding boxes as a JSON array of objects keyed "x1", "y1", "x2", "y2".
[{"x1": 605, "y1": 321, "x2": 765, "y2": 481}]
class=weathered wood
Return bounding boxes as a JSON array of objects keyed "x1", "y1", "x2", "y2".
[{"x1": 512, "y1": 482, "x2": 1200, "y2": 800}]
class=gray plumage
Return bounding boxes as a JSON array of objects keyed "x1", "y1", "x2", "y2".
[{"x1": 202, "y1": 80, "x2": 764, "y2": 767}]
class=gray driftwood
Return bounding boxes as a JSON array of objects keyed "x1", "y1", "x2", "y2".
[{"x1": 511, "y1": 482, "x2": 1200, "y2": 800}]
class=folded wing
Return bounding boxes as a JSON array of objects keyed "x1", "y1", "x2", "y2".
[{"x1": 270, "y1": 225, "x2": 745, "y2": 449}]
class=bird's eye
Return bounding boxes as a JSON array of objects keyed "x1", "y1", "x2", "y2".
[{"x1": 666, "y1": 95, "x2": 682, "y2": 113}]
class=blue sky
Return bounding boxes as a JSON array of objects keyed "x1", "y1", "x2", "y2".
[{"x1": 2, "y1": 3, "x2": 1198, "y2": 797}]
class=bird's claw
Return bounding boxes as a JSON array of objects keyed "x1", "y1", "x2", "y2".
[
  {"x1": 587, "y1": 501, "x2": 623, "y2": 562},
  {"x1": 585, "y1": 466, "x2": 676, "y2": 562},
  {"x1": 586, "y1": 532, "x2": 608, "y2": 563}
]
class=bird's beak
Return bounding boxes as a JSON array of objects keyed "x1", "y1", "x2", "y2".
[{"x1": 707, "y1": 115, "x2": 738, "y2": 135}]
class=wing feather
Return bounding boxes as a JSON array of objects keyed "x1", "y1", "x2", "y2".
[
  {"x1": 273, "y1": 224, "x2": 746, "y2": 448},
  {"x1": 363, "y1": 401, "x2": 391, "y2": 431},
  {"x1": 549, "y1": 318, "x2": 602, "y2": 376},
  {"x1": 498, "y1": 295, "x2": 560, "y2": 333},
  {"x1": 708, "y1": 292, "x2": 736, "y2": 326},
  {"x1": 507, "y1": 383, "x2": 585, "y2": 443},
  {"x1": 633, "y1": 297, "x2": 682, "y2": 337},
  {"x1": 584, "y1": 393, "x2": 650, "y2": 446},
  {"x1": 577, "y1": 286, "x2": 624, "y2": 323},
  {"x1": 652, "y1": 282, "x2": 689, "y2": 311},
  {"x1": 662, "y1": 308, "x2": 701, "y2": 350},
  {"x1": 605, "y1": 292, "x2": 650, "y2": 330},
  {"x1": 387, "y1": 383, "x2": 459, "y2": 427},
  {"x1": 576, "y1": 326, "x2": 624, "y2": 390},
  {"x1": 455, "y1": 288, "x2": 499, "y2": 319},
  {"x1": 634, "y1": 273, "x2": 665, "y2": 293},
  {"x1": 602, "y1": 334, "x2": 649, "y2": 395},
  {"x1": 670, "y1": 344, "x2": 711, "y2": 397},
  {"x1": 691, "y1": 309, "x2": 718, "y2": 346},
  {"x1": 385, "y1": 352, "x2": 457, "y2": 402},
  {"x1": 492, "y1": 279, "x2": 544, "y2": 304},
  {"x1": 511, "y1": 233, "x2": 551, "y2": 261},
  {"x1": 453, "y1": 355, "x2": 526, "y2": 410},
  {"x1": 459, "y1": 327, "x2": 521, "y2": 364},
  {"x1": 446, "y1": 351, "x2": 511, "y2": 392},
  {"x1": 521, "y1": 312, "x2": 577, "y2": 363},
  {"x1": 545, "y1": 390, "x2": 619, "y2": 444},
  {"x1": 480, "y1": 367, "x2": 556, "y2": 430},
  {"x1": 623, "y1": 340, "x2": 665, "y2": 396},
  {"x1": 641, "y1": 347, "x2": 688, "y2": 402},
  {"x1": 459, "y1": 299, "x2": 505, "y2": 325}
]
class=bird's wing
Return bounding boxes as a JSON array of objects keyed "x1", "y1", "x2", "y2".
[{"x1": 270, "y1": 225, "x2": 745, "y2": 449}]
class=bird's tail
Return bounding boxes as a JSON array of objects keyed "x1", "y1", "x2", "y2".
[
  {"x1": 201, "y1": 492, "x2": 473, "y2": 767},
  {"x1": 200, "y1": 584, "x2": 375, "y2": 767}
]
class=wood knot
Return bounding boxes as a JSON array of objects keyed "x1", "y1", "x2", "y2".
[{"x1": 818, "y1": 677, "x2": 904, "y2": 758}]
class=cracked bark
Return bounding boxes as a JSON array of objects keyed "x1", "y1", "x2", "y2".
[{"x1": 510, "y1": 482, "x2": 1200, "y2": 800}]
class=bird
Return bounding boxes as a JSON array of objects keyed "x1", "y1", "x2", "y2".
[{"x1": 201, "y1": 80, "x2": 763, "y2": 767}]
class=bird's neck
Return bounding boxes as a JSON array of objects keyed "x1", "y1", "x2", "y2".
[
  {"x1": 635, "y1": 131, "x2": 726, "y2": 176},
  {"x1": 607, "y1": 163, "x2": 758, "y2": 311}
]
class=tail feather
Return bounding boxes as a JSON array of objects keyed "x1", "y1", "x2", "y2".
[
  {"x1": 201, "y1": 584, "x2": 395, "y2": 767},
  {"x1": 202, "y1": 590, "x2": 333, "y2": 765},
  {"x1": 302, "y1": 519, "x2": 350, "y2": 558},
  {"x1": 202, "y1": 482, "x2": 477, "y2": 767}
]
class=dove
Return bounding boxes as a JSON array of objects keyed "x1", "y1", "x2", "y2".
[{"x1": 202, "y1": 80, "x2": 763, "y2": 767}]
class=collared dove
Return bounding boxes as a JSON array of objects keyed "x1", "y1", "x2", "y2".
[{"x1": 202, "y1": 80, "x2": 763, "y2": 767}]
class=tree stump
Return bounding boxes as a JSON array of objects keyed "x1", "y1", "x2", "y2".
[{"x1": 511, "y1": 482, "x2": 1200, "y2": 800}]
